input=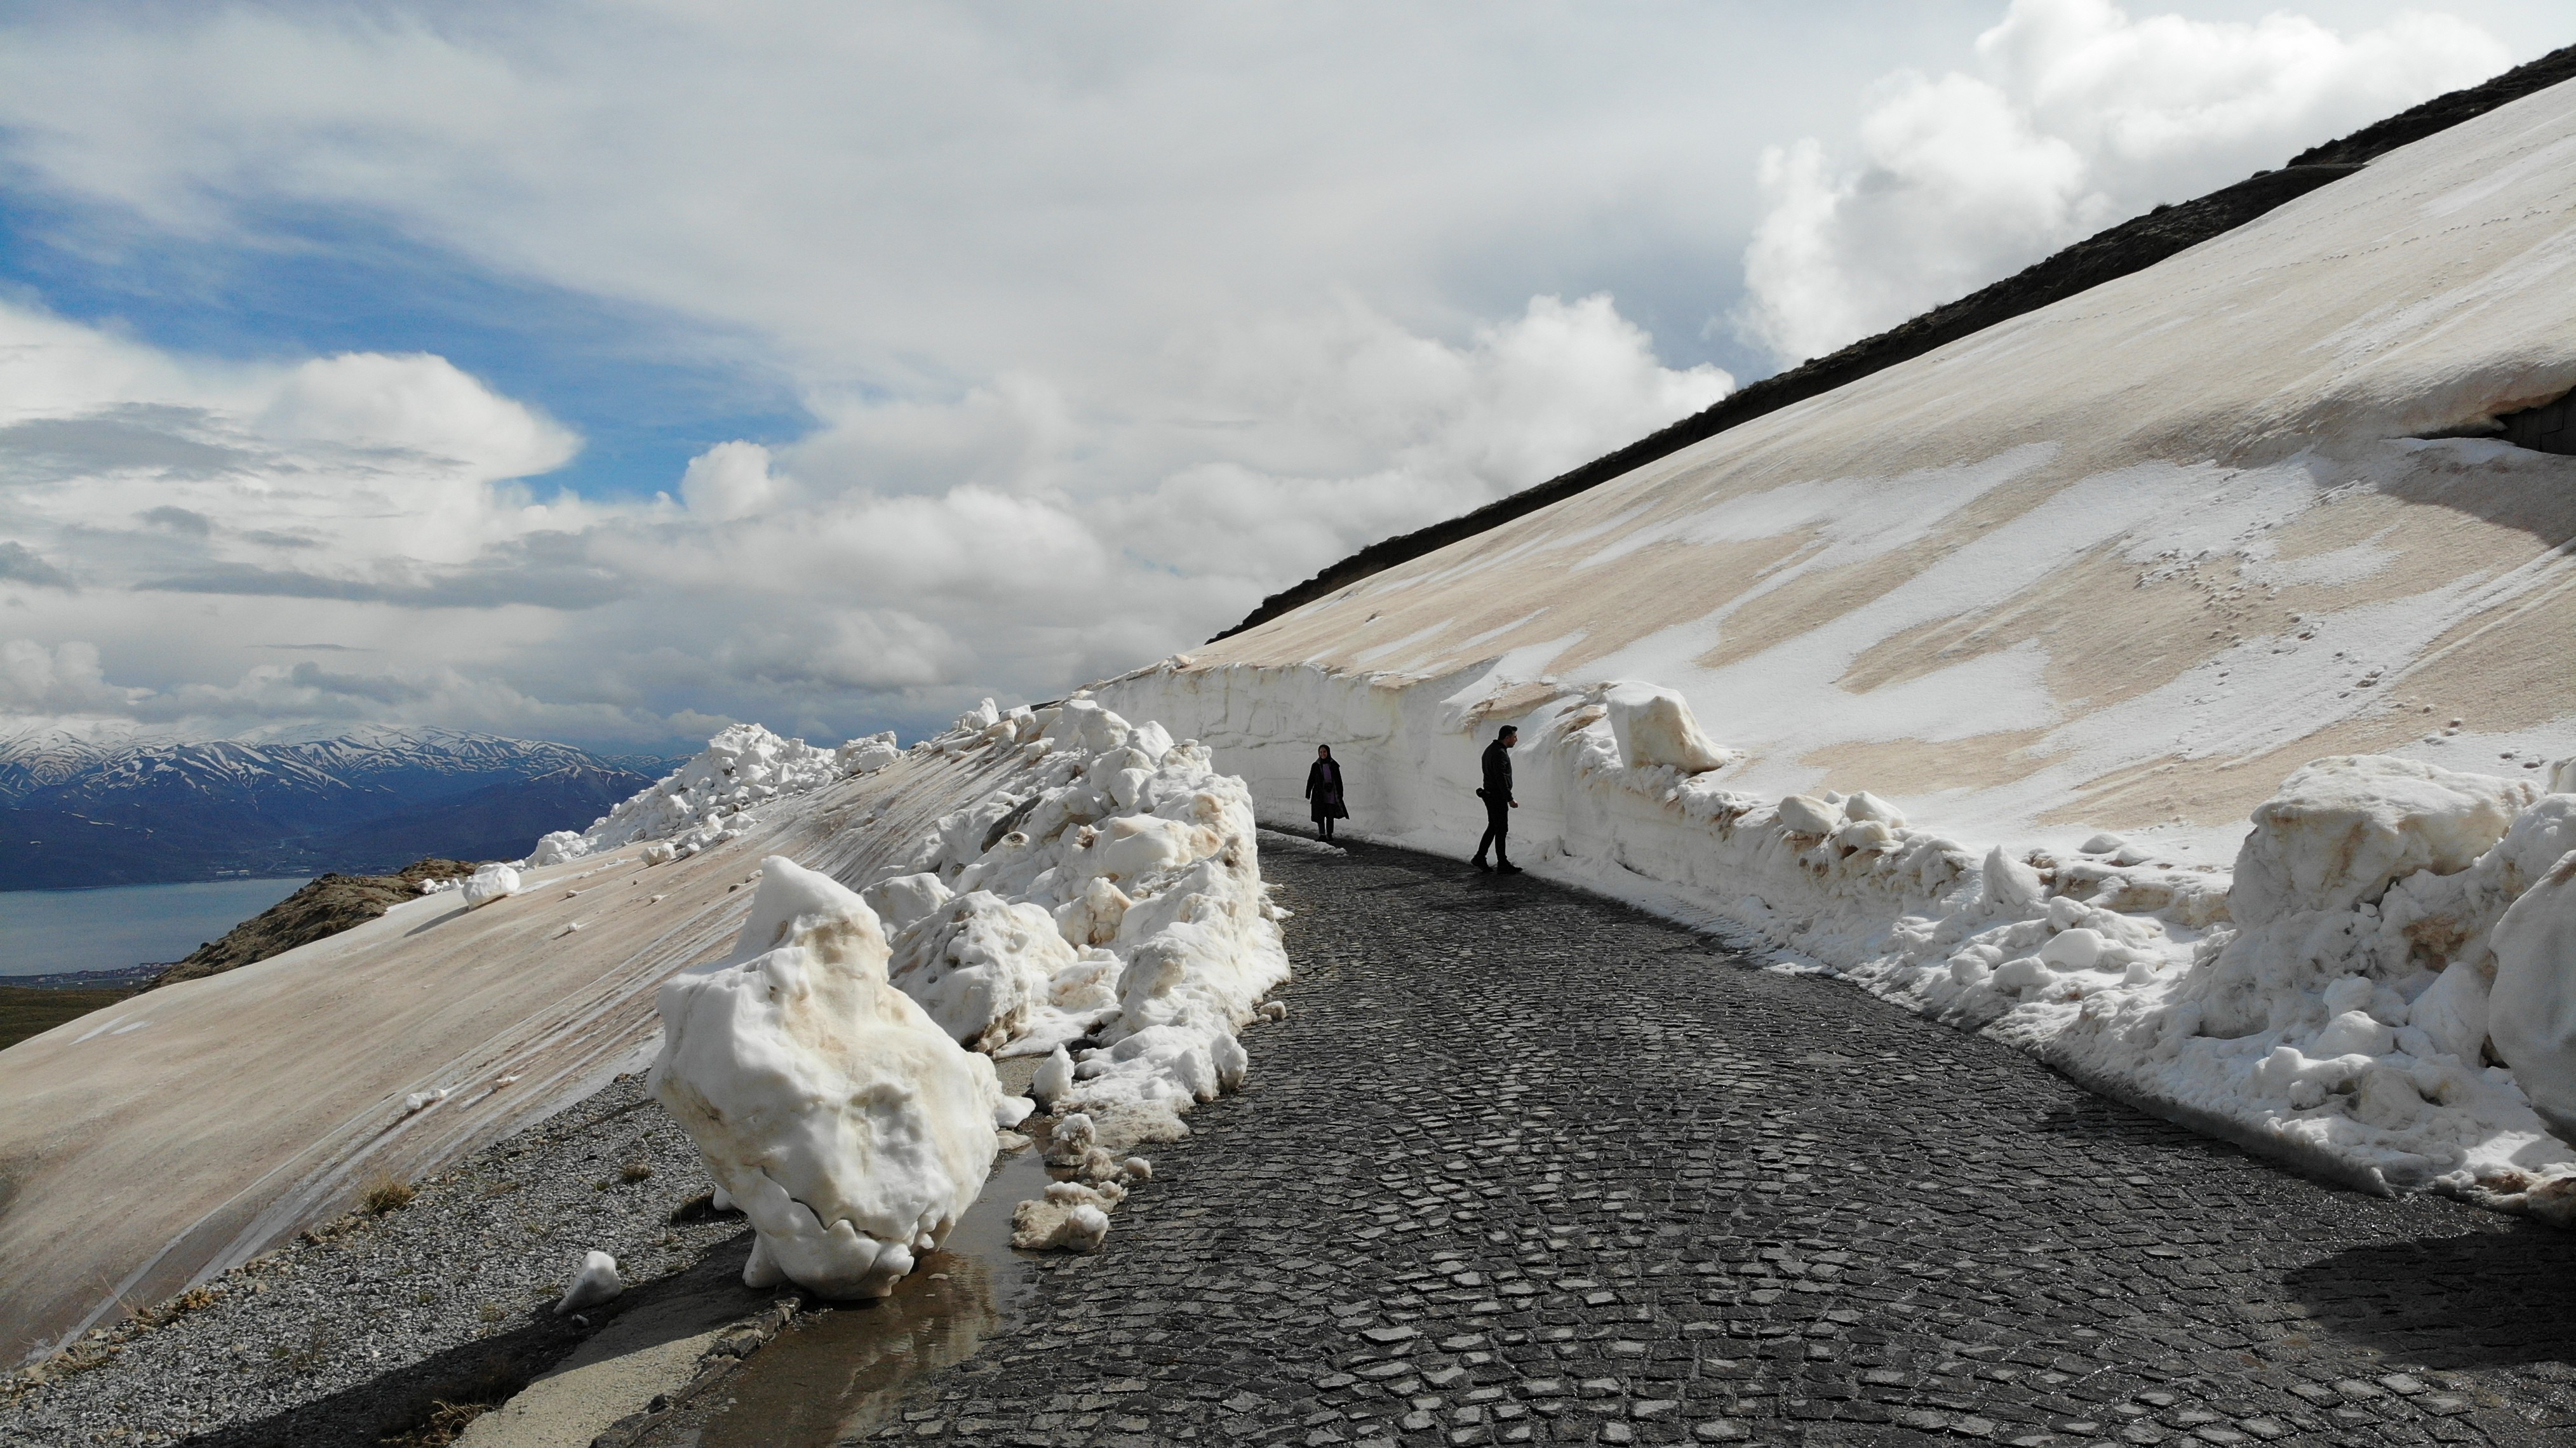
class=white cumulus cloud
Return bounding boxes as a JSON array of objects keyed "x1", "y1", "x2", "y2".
[
  {"x1": 0, "y1": 290, "x2": 1721, "y2": 745},
  {"x1": 1734, "y1": 0, "x2": 2512, "y2": 366},
  {"x1": 0, "y1": 0, "x2": 2544, "y2": 751},
  {"x1": 0, "y1": 641, "x2": 149, "y2": 716}
]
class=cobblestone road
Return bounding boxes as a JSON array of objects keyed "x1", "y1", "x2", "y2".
[{"x1": 855, "y1": 838, "x2": 2576, "y2": 1447}]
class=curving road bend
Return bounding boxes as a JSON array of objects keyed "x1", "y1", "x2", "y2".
[{"x1": 689, "y1": 835, "x2": 2576, "y2": 1448}]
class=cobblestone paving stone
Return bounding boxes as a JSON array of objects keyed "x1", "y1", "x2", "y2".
[{"x1": 855, "y1": 838, "x2": 2576, "y2": 1447}]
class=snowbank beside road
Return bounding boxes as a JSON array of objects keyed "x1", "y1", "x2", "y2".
[
  {"x1": 525, "y1": 723, "x2": 902, "y2": 868},
  {"x1": 875, "y1": 698, "x2": 1284, "y2": 1141},
  {"x1": 644, "y1": 695, "x2": 1287, "y2": 1291},
  {"x1": 1098, "y1": 660, "x2": 2576, "y2": 1210}
]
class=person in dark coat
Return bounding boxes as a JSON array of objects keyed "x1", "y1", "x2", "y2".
[
  {"x1": 1305, "y1": 744, "x2": 1348, "y2": 841},
  {"x1": 1472, "y1": 725, "x2": 1520, "y2": 874}
]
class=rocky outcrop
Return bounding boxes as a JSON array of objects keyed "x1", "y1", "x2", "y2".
[{"x1": 154, "y1": 859, "x2": 479, "y2": 985}]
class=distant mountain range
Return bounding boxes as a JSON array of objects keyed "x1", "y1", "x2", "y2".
[{"x1": 0, "y1": 727, "x2": 674, "y2": 890}]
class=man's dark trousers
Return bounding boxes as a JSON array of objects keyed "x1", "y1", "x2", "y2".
[{"x1": 1475, "y1": 793, "x2": 1510, "y2": 866}]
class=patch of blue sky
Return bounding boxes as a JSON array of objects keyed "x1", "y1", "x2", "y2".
[{"x1": 0, "y1": 192, "x2": 815, "y2": 500}]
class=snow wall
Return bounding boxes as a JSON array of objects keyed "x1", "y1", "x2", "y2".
[
  {"x1": 1098, "y1": 663, "x2": 2576, "y2": 1208},
  {"x1": 1091, "y1": 76, "x2": 2576, "y2": 1212}
]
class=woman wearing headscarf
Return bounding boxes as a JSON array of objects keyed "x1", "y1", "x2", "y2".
[{"x1": 1305, "y1": 744, "x2": 1348, "y2": 843}]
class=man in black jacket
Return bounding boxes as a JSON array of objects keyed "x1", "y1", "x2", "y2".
[{"x1": 1472, "y1": 725, "x2": 1520, "y2": 875}]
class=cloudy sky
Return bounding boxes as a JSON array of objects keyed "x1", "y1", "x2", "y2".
[{"x1": 0, "y1": 0, "x2": 2556, "y2": 751}]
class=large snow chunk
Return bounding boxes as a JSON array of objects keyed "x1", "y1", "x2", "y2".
[
  {"x1": 2231, "y1": 756, "x2": 2537, "y2": 927},
  {"x1": 837, "y1": 730, "x2": 901, "y2": 775},
  {"x1": 2488, "y1": 852, "x2": 2576, "y2": 1137},
  {"x1": 460, "y1": 863, "x2": 521, "y2": 908},
  {"x1": 1084, "y1": 814, "x2": 1221, "y2": 887},
  {"x1": 2495, "y1": 797, "x2": 2576, "y2": 895},
  {"x1": 2039, "y1": 927, "x2": 2106, "y2": 971},
  {"x1": 2409, "y1": 958, "x2": 2491, "y2": 1063},
  {"x1": 553, "y1": 1250, "x2": 624, "y2": 1315},
  {"x1": 1604, "y1": 681, "x2": 1732, "y2": 774},
  {"x1": 1010, "y1": 1197, "x2": 1109, "y2": 1252},
  {"x1": 525, "y1": 831, "x2": 589, "y2": 868},
  {"x1": 886, "y1": 890, "x2": 1079, "y2": 1052},
  {"x1": 1978, "y1": 846, "x2": 2046, "y2": 918},
  {"x1": 2311, "y1": 1010, "x2": 2394, "y2": 1059},
  {"x1": 1044, "y1": 698, "x2": 1132, "y2": 756},
  {"x1": 1776, "y1": 795, "x2": 1841, "y2": 836},
  {"x1": 862, "y1": 872, "x2": 955, "y2": 935},
  {"x1": 1844, "y1": 791, "x2": 1906, "y2": 829},
  {"x1": 1054, "y1": 876, "x2": 1134, "y2": 948},
  {"x1": 651, "y1": 857, "x2": 1007, "y2": 1299}
]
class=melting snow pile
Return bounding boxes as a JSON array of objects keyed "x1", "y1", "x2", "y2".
[
  {"x1": 1099, "y1": 660, "x2": 2576, "y2": 1214},
  {"x1": 527, "y1": 723, "x2": 902, "y2": 867},
  {"x1": 868, "y1": 696, "x2": 1284, "y2": 1143},
  {"x1": 647, "y1": 696, "x2": 1287, "y2": 1286},
  {"x1": 652, "y1": 859, "x2": 1030, "y2": 1297},
  {"x1": 1010, "y1": 1110, "x2": 1157, "y2": 1253},
  {"x1": 1864, "y1": 753, "x2": 2576, "y2": 1208}
]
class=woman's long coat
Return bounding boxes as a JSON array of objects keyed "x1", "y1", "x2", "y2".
[{"x1": 1305, "y1": 758, "x2": 1348, "y2": 821}]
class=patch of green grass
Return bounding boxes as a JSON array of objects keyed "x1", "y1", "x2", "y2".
[{"x1": 0, "y1": 986, "x2": 139, "y2": 1052}]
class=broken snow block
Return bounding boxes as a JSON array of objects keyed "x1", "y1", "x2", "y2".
[
  {"x1": 2230, "y1": 755, "x2": 2535, "y2": 927},
  {"x1": 2410, "y1": 958, "x2": 2492, "y2": 1064},
  {"x1": 553, "y1": 1250, "x2": 624, "y2": 1315},
  {"x1": 652, "y1": 857, "x2": 1009, "y2": 1299},
  {"x1": 1978, "y1": 847, "x2": 2046, "y2": 917},
  {"x1": 1776, "y1": 795, "x2": 1841, "y2": 837},
  {"x1": 460, "y1": 863, "x2": 523, "y2": 908},
  {"x1": 2489, "y1": 853, "x2": 2576, "y2": 1138},
  {"x1": 885, "y1": 889, "x2": 1074, "y2": 1052},
  {"x1": 1011, "y1": 1197, "x2": 1110, "y2": 1252},
  {"x1": 1604, "y1": 682, "x2": 1733, "y2": 774}
]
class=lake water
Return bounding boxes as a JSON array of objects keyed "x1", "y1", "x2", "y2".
[{"x1": 0, "y1": 878, "x2": 312, "y2": 977}]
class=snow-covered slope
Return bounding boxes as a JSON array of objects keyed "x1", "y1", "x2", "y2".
[{"x1": 1096, "y1": 79, "x2": 2576, "y2": 1206}]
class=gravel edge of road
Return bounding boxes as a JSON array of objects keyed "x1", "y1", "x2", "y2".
[{"x1": 0, "y1": 1074, "x2": 758, "y2": 1448}]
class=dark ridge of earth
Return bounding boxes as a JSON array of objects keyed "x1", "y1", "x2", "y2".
[
  {"x1": 1213, "y1": 39, "x2": 2576, "y2": 643},
  {"x1": 0, "y1": 986, "x2": 140, "y2": 1052},
  {"x1": 151, "y1": 858, "x2": 481, "y2": 988}
]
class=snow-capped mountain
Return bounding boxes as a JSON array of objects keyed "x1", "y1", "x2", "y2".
[
  {"x1": 0, "y1": 726, "x2": 133, "y2": 799},
  {"x1": 0, "y1": 728, "x2": 674, "y2": 890}
]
